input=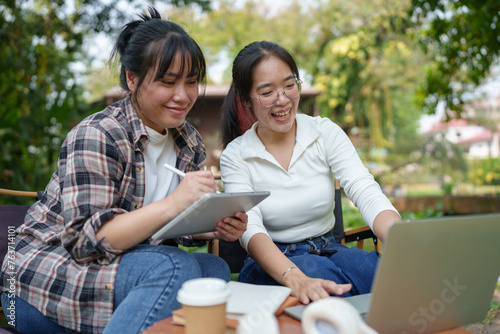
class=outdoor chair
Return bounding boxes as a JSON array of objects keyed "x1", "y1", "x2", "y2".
[
  {"x1": 0, "y1": 188, "x2": 41, "y2": 334},
  {"x1": 0, "y1": 189, "x2": 41, "y2": 265},
  {"x1": 208, "y1": 179, "x2": 381, "y2": 274}
]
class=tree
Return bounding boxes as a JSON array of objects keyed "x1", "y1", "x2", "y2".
[
  {"x1": 175, "y1": 0, "x2": 288, "y2": 83},
  {"x1": 410, "y1": 0, "x2": 500, "y2": 116},
  {"x1": 0, "y1": 0, "x2": 210, "y2": 200},
  {"x1": 1, "y1": 0, "x2": 86, "y2": 194},
  {"x1": 312, "y1": 0, "x2": 427, "y2": 150},
  {"x1": 185, "y1": 0, "x2": 427, "y2": 153}
]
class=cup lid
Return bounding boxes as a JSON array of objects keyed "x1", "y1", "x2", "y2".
[{"x1": 177, "y1": 278, "x2": 230, "y2": 306}]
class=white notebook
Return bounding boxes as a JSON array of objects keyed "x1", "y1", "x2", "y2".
[{"x1": 226, "y1": 281, "x2": 291, "y2": 318}]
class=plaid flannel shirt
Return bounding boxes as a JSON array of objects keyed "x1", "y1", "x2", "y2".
[{"x1": 0, "y1": 97, "x2": 207, "y2": 333}]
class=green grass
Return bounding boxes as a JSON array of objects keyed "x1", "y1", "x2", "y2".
[
  {"x1": 0, "y1": 307, "x2": 14, "y2": 330},
  {"x1": 179, "y1": 244, "x2": 209, "y2": 253},
  {"x1": 482, "y1": 282, "x2": 500, "y2": 325}
]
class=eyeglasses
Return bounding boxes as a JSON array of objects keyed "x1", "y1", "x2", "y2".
[{"x1": 250, "y1": 79, "x2": 302, "y2": 108}]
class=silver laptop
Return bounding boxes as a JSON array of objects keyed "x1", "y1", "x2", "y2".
[{"x1": 285, "y1": 213, "x2": 500, "y2": 334}]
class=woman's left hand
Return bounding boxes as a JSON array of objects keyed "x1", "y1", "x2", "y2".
[
  {"x1": 214, "y1": 211, "x2": 248, "y2": 241},
  {"x1": 194, "y1": 211, "x2": 248, "y2": 241}
]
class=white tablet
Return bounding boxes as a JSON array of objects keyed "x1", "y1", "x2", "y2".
[{"x1": 151, "y1": 191, "x2": 270, "y2": 240}]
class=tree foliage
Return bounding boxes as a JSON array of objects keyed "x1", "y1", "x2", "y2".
[
  {"x1": 410, "y1": 0, "x2": 500, "y2": 115},
  {"x1": 0, "y1": 0, "x2": 210, "y2": 198},
  {"x1": 311, "y1": 0, "x2": 427, "y2": 150},
  {"x1": 468, "y1": 158, "x2": 500, "y2": 186},
  {"x1": 2, "y1": 0, "x2": 499, "y2": 196},
  {"x1": 184, "y1": 0, "x2": 427, "y2": 152},
  {"x1": 1, "y1": 0, "x2": 87, "y2": 194}
]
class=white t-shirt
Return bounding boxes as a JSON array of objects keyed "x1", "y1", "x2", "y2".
[
  {"x1": 143, "y1": 126, "x2": 179, "y2": 206},
  {"x1": 220, "y1": 114, "x2": 399, "y2": 250}
]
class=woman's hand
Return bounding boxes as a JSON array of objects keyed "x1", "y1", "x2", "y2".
[
  {"x1": 246, "y1": 234, "x2": 351, "y2": 304},
  {"x1": 283, "y1": 270, "x2": 352, "y2": 305},
  {"x1": 170, "y1": 170, "x2": 218, "y2": 210},
  {"x1": 214, "y1": 211, "x2": 248, "y2": 241},
  {"x1": 194, "y1": 211, "x2": 248, "y2": 241},
  {"x1": 97, "y1": 170, "x2": 225, "y2": 250}
]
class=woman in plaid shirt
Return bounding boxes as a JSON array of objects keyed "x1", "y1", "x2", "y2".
[{"x1": 0, "y1": 7, "x2": 247, "y2": 334}]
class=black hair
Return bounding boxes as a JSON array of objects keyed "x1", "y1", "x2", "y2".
[
  {"x1": 110, "y1": 6, "x2": 206, "y2": 106},
  {"x1": 219, "y1": 41, "x2": 300, "y2": 148}
]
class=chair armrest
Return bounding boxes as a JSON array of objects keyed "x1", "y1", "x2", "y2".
[
  {"x1": 0, "y1": 188, "x2": 38, "y2": 198},
  {"x1": 343, "y1": 225, "x2": 382, "y2": 252}
]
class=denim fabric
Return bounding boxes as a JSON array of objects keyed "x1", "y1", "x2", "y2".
[
  {"x1": 1, "y1": 245, "x2": 230, "y2": 334},
  {"x1": 1, "y1": 293, "x2": 78, "y2": 333},
  {"x1": 237, "y1": 230, "x2": 379, "y2": 297},
  {"x1": 104, "y1": 244, "x2": 230, "y2": 334}
]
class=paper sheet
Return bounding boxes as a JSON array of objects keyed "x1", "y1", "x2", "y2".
[{"x1": 226, "y1": 281, "x2": 292, "y2": 317}]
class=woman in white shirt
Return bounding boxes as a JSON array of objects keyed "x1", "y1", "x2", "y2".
[{"x1": 219, "y1": 41, "x2": 401, "y2": 305}]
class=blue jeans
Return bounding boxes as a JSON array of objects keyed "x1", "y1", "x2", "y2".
[
  {"x1": 1, "y1": 293, "x2": 76, "y2": 334},
  {"x1": 1, "y1": 244, "x2": 230, "y2": 334},
  {"x1": 237, "y1": 230, "x2": 379, "y2": 297}
]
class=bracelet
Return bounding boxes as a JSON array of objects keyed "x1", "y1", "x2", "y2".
[{"x1": 281, "y1": 266, "x2": 297, "y2": 284}]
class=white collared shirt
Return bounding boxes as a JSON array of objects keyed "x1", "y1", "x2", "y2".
[{"x1": 220, "y1": 114, "x2": 399, "y2": 250}]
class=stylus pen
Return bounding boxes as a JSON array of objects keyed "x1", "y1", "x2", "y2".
[
  {"x1": 163, "y1": 163, "x2": 221, "y2": 193},
  {"x1": 163, "y1": 163, "x2": 186, "y2": 178}
]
